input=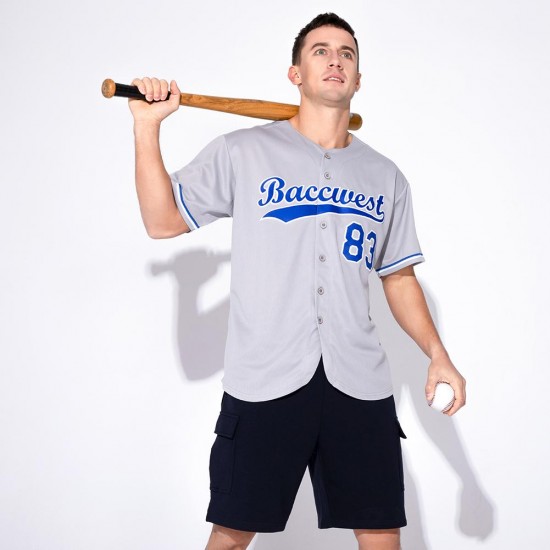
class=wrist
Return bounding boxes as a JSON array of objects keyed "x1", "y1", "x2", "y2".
[
  {"x1": 428, "y1": 345, "x2": 449, "y2": 362},
  {"x1": 133, "y1": 119, "x2": 162, "y2": 135}
]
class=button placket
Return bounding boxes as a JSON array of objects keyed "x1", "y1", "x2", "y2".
[{"x1": 316, "y1": 149, "x2": 333, "y2": 329}]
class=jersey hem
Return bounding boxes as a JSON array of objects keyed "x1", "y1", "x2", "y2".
[
  {"x1": 221, "y1": 367, "x2": 319, "y2": 402},
  {"x1": 324, "y1": 370, "x2": 394, "y2": 400}
]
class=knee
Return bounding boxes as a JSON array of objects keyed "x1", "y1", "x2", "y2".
[
  {"x1": 206, "y1": 524, "x2": 256, "y2": 550},
  {"x1": 354, "y1": 528, "x2": 400, "y2": 550}
]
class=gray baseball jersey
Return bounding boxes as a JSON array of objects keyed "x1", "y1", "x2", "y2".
[{"x1": 170, "y1": 120, "x2": 424, "y2": 402}]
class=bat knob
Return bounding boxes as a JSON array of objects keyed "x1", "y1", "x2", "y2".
[
  {"x1": 349, "y1": 112, "x2": 362, "y2": 131},
  {"x1": 102, "y1": 79, "x2": 116, "y2": 98}
]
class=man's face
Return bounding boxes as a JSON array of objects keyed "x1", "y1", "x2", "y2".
[{"x1": 289, "y1": 25, "x2": 361, "y2": 107}]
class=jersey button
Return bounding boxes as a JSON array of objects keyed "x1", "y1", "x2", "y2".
[
  {"x1": 317, "y1": 287, "x2": 325, "y2": 295},
  {"x1": 317, "y1": 316, "x2": 324, "y2": 324},
  {"x1": 324, "y1": 172, "x2": 331, "y2": 179},
  {"x1": 320, "y1": 221, "x2": 327, "y2": 229},
  {"x1": 324, "y1": 152, "x2": 331, "y2": 160},
  {"x1": 319, "y1": 254, "x2": 326, "y2": 262}
]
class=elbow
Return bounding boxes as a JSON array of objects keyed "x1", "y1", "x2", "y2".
[
  {"x1": 146, "y1": 228, "x2": 172, "y2": 239},
  {"x1": 145, "y1": 226, "x2": 177, "y2": 239},
  {"x1": 144, "y1": 220, "x2": 190, "y2": 239}
]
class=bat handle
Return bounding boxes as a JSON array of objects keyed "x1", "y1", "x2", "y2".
[{"x1": 101, "y1": 78, "x2": 171, "y2": 101}]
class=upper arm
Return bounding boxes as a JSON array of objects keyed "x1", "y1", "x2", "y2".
[{"x1": 381, "y1": 264, "x2": 416, "y2": 285}]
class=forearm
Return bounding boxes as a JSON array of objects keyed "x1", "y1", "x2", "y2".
[
  {"x1": 134, "y1": 121, "x2": 189, "y2": 238},
  {"x1": 381, "y1": 267, "x2": 447, "y2": 360},
  {"x1": 128, "y1": 78, "x2": 187, "y2": 239},
  {"x1": 382, "y1": 266, "x2": 466, "y2": 415}
]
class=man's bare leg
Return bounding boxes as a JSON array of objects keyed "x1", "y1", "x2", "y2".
[
  {"x1": 205, "y1": 524, "x2": 256, "y2": 550},
  {"x1": 354, "y1": 528, "x2": 401, "y2": 550}
]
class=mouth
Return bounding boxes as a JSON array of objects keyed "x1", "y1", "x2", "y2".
[{"x1": 324, "y1": 75, "x2": 345, "y2": 83}]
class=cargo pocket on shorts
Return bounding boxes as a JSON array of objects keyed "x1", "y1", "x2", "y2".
[
  {"x1": 209, "y1": 412, "x2": 239, "y2": 494},
  {"x1": 395, "y1": 418, "x2": 407, "y2": 491}
]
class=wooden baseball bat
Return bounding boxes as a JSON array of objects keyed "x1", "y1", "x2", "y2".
[{"x1": 101, "y1": 79, "x2": 363, "y2": 131}]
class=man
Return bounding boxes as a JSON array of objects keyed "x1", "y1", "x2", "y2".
[{"x1": 128, "y1": 13, "x2": 466, "y2": 550}]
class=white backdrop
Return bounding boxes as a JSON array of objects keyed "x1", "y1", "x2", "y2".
[{"x1": 1, "y1": 1, "x2": 549, "y2": 548}]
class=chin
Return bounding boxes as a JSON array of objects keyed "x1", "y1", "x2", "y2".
[{"x1": 320, "y1": 93, "x2": 353, "y2": 106}]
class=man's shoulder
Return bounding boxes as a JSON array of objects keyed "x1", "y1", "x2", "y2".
[
  {"x1": 351, "y1": 135, "x2": 400, "y2": 173},
  {"x1": 223, "y1": 120, "x2": 285, "y2": 146}
]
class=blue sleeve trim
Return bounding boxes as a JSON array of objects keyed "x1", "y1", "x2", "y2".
[
  {"x1": 376, "y1": 253, "x2": 424, "y2": 274},
  {"x1": 178, "y1": 184, "x2": 200, "y2": 230}
]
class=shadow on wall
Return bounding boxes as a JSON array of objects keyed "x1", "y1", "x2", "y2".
[
  {"x1": 150, "y1": 249, "x2": 495, "y2": 549},
  {"x1": 368, "y1": 274, "x2": 495, "y2": 549},
  {"x1": 150, "y1": 248, "x2": 231, "y2": 381}
]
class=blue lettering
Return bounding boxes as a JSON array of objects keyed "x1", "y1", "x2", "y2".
[
  {"x1": 339, "y1": 189, "x2": 354, "y2": 205},
  {"x1": 258, "y1": 177, "x2": 285, "y2": 206},
  {"x1": 319, "y1": 187, "x2": 332, "y2": 201},
  {"x1": 305, "y1": 185, "x2": 319, "y2": 201},
  {"x1": 332, "y1": 188, "x2": 354, "y2": 205},
  {"x1": 354, "y1": 193, "x2": 367, "y2": 208},
  {"x1": 365, "y1": 196, "x2": 375, "y2": 210},
  {"x1": 376, "y1": 195, "x2": 384, "y2": 217},
  {"x1": 286, "y1": 186, "x2": 306, "y2": 202},
  {"x1": 257, "y1": 176, "x2": 385, "y2": 223}
]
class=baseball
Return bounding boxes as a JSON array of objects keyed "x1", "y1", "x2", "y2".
[{"x1": 430, "y1": 382, "x2": 455, "y2": 413}]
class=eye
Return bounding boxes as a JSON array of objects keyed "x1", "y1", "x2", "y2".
[
  {"x1": 314, "y1": 48, "x2": 328, "y2": 55},
  {"x1": 341, "y1": 51, "x2": 353, "y2": 59}
]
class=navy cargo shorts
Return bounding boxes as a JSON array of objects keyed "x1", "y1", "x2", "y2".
[{"x1": 206, "y1": 357, "x2": 407, "y2": 532}]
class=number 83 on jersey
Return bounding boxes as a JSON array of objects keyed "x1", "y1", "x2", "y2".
[{"x1": 342, "y1": 222, "x2": 377, "y2": 270}]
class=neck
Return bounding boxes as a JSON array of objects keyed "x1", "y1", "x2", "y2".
[{"x1": 289, "y1": 101, "x2": 352, "y2": 149}]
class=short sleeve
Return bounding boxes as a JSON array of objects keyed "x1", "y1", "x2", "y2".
[
  {"x1": 170, "y1": 135, "x2": 235, "y2": 231},
  {"x1": 375, "y1": 169, "x2": 425, "y2": 277}
]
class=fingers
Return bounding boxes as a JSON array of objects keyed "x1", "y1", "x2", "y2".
[
  {"x1": 131, "y1": 77, "x2": 173, "y2": 102},
  {"x1": 128, "y1": 77, "x2": 180, "y2": 123},
  {"x1": 445, "y1": 377, "x2": 466, "y2": 416},
  {"x1": 425, "y1": 379, "x2": 437, "y2": 405},
  {"x1": 169, "y1": 79, "x2": 181, "y2": 105},
  {"x1": 425, "y1": 365, "x2": 467, "y2": 417}
]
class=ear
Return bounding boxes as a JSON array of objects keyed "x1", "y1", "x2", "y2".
[
  {"x1": 355, "y1": 72, "x2": 362, "y2": 92},
  {"x1": 288, "y1": 65, "x2": 301, "y2": 86}
]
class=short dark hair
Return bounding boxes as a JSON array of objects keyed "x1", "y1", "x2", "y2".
[{"x1": 292, "y1": 13, "x2": 359, "y2": 69}]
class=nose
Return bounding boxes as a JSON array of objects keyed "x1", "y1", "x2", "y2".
[{"x1": 328, "y1": 50, "x2": 342, "y2": 69}]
